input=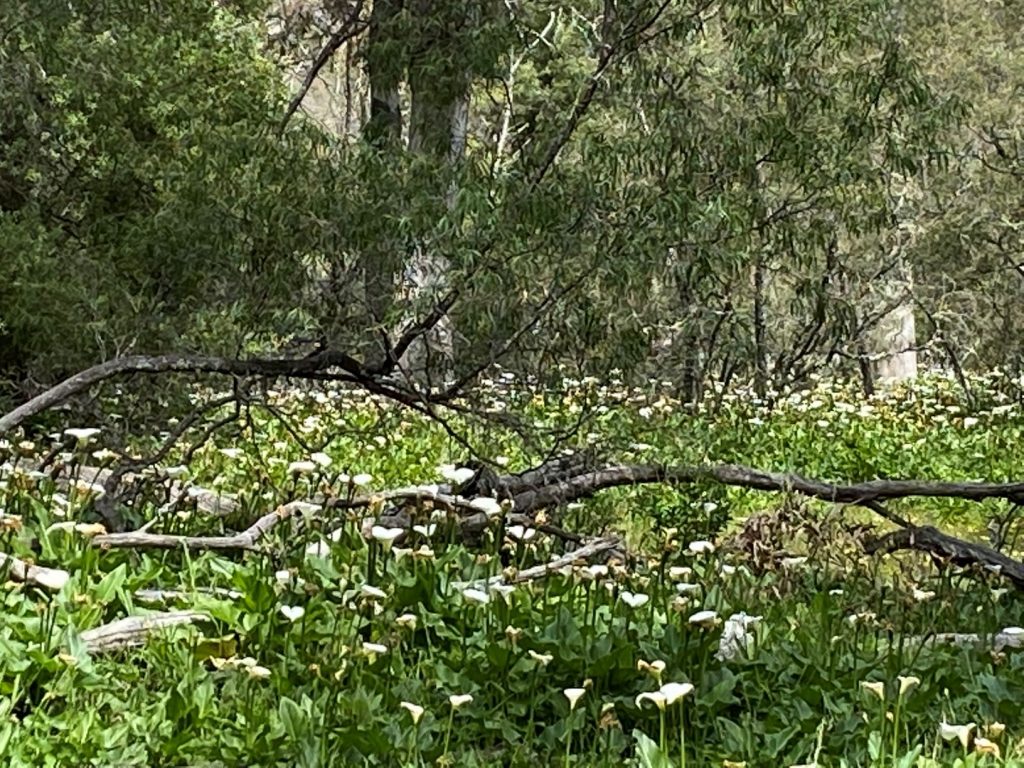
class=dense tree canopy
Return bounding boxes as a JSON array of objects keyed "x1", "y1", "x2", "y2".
[{"x1": 0, "y1": 0, "x2": 1017, "y2": 402}]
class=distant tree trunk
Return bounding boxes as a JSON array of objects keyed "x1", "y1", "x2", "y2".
[
  {"x1": 752, "y1": 250, "x2": 768, "y2": 397},
  {"x1": 398, "y1": 1, "x2": 474, "y2": 384},
  {"x1": 869, "y1": 269, "x2": 918, "y2": 384},
  {"x1": 358, "y1": 0, "x2": 405, "y2": 364}
]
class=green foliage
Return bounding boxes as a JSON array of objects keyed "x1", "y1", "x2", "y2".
[{"x1": 2, "y1": 374, "x2": 1024, "y2": 765}]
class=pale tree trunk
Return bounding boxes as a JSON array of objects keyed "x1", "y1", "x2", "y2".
[{"x1": 869, "y1": 266, "x2": 918, "y2": 384}]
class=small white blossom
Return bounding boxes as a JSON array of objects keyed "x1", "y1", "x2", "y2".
[
  {"x1": 279, "y1": 605, "x2": 305, "y2": 622},
  {"x1": 621, "y1": 591, "x2": 650, "y2": 609}
]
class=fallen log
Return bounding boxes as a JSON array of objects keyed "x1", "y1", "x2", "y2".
[
  {"x1": 79, "y1": 610, "x2": 210, "y2": 653},
  {"x1": 0, "y1": 552, "x2": 70, "y2": 590}
]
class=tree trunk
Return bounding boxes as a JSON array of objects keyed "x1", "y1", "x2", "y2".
[
  {"x1": 869, "y1": 269, "x2": 918, "y2": 383},
  {"x1": 398, "y1": 1, "x2": 474, "y2": 384}
]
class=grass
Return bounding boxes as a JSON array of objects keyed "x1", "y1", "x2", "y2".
[{"x1": 1, "y1": 371, "x2": 1024, "y2": 766}]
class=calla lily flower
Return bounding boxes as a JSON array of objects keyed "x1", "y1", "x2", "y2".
[
  {"x1": 860, "y1": 681, "x2": 885, "y2": 700},
  {"x1": 897, "y1": 675, "x2": 920, "y2": 697},
  {"x1": 449, "y1": 694, "x2": 473, "y2": 709},
  {"x1": 279, "y1": 605, "x2": 305, "y2": 622},
  {"x1": 687, "y1": 540, "x2": 715, "y2": 555},
  {"x1": 360, "y1": 584, "x2": 388, "y2": 600},
  {"x1": 938, "y1": 720, "x2": 975, "y2": 749},
  {"x1": 621, "y1": 591, "x2": 649, "y2": 609},
  {"x1": 528, "y1": 650, "x2": 553, "y2": 666},
  {"x1": 400, "y1": 702, "x2": 425, "y2": 725},
  {"x1": 563, "y1": 688, "x2": 586, "y2": 711},
  {"x1": 688, "y1": 609, "x2": 719, "y2": 628}
]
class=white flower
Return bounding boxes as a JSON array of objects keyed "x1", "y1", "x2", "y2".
[
  {"x1": 360, "y1": 641, "x2": 388, "y2": 657},
  {"x1": 780, "y1": 556, "x2": 807, "y2": 568},
  {"x1": 688, "y1": 609, "x2": 719, "y2": 628},
  {"x1": 400, "y1": 701, "x2": 425, "y2": 725},
  {"x1": 274, "y1": 569, "x2": 302, "y2": 585},
  {"x1": 668, "y1": 566, "x2": 691, "y2": 579},
  {"x1": 310, "y1": 452, "x2": 332, "y2": 467},
  {"x1": 495, "y1": 456, "x2": 510, "y2": 466},
  {"x1": 288, "y1": 460, "x2": 317, "y2": 475},
  {"x1": 637, "y1": 659, "x2": 666, "y2": 682},
  {"x1": 219, "y1": 448, "x2": 244, "y2": 459},
  {"x1": 897, "y1": 675, "x2": 920, "y2": 697},
  {"x1": 470, "y1": 497, "x2": 502, "y2": 516},
  {"x1": 449, "y1": 694, "x2": 473, "y2": 709},
  {"x1": 507, "y1": 525, "x2": 536, "y2": 541},
  {"x1": 687, "y1": 540, "x2": 715, "y2": 555},
  {"x1": 621, "y1": 591, "x2": 650, "y2": 609},
  {"x1": 462, "y1": 588, "x2": 491, "y2": 605},
  {"x1": 938, "y1": 720, "x2": 975, "y2": 749},
  {"x1": 370, "y1": 526, "x2": 405, "y2": 547},
  {"x1": 64, "y1": 428, "x2": 101, "y2": 444},
  {"x1": 351, "y1": 473, "x2": 373, "y2": 487},
  {"x1": 360, "y1": 584, "x2": 388, "y2": 600},
  {"x1": 659, "y1": 682, "x2": 694, "y2": 705},
  {"x1": 860, "y1": 681, "x2": 885, "y2": 700},
  {"x1": 279, "y1": 605, "x2": 305, "y2": 622},
  {"x1": 305, "y1": 539, "x2": 330, "y2": 558},
  {"x1": 439, "y1": 464, "x2": 476, "y2": 484},
  {"x1": 563, "y1": 687, "x2": 586, "y2": 711},
  {"x1": 676, "y1": 582, "x2": 701, "y2": 595},
  {"x1": 395, "y1": 613, "x2": 418, "y2": 629},
  {"x1": 963, "y1": 417, "x2": 979, "y2": 428},
  {"x1": 636, "y1": 682, "x2": 694, "y2": 710},
  {"x1": 246, "y1": 665, "x2": 272, "y2": 679},
  {"x1": 911, "y1": 588, "x2": 935, "y2": 602},
  {"x1": 412, "y1": 523, "x2": 437, "y2": 537},
  {"x1": 528, "y1": 650, "x2": 553, "y2": 666}
]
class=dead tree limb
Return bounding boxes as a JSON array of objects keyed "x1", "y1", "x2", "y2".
[
  {"x1": 0, "y1": 351, "x2": 365, "y2": 435},
  {"x1": 91, "y1": 502, "x2": 301, "y2": 551},
  {"x1": 0, "y1": 552, "x2": 70, "y2": 590},
  {"x1": 79, "y1": 610, "x2": 210, "y2": 653},
  {"x1": 457, "y1": 536, "x2": 623, "y2": 590},
  {"x1": 864, "y1": 526, "x2": 1024, "y2": 588}
]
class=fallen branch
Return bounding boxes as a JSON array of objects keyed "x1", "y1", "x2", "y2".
[
  {"x1": 508, "y1": 463, "x2": 1024, "y2": 516},
  {"x1": 457, "y1": 536, "x2": 623, "y2": 590},
  {"x1": 79, "y1": 610, "x2": 210, "y2": 653},
  {"x1": 0, "y1": 351, "x2": 366, "y2": 435},
  {"x1": 864, "y1": 526, "x2": 1024, "y2": 589},
  {"x1": 1, "y1": 552, "x2": 70, "y2": 590},
  {"x1": 91, "y1": 502, "x2": 301, "y2": 551},
  {"x1": 914, "y1": 628, "x2": 1024, "y2": 653}
]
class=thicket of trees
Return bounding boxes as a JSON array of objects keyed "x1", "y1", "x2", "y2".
[{"x1": 2, "y1": 0, "x2": 1021, "y2": 407}]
